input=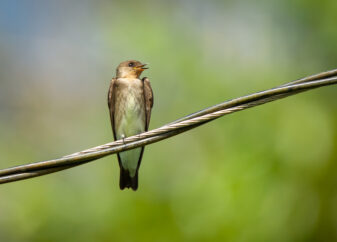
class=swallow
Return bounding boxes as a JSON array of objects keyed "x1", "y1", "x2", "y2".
[{"x1": 108, "y1": 60, "x2": 153, "y2": 190}]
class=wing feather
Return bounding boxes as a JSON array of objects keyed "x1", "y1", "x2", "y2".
[
  {"x1": 142, "y1": 77, "x2": 154, "y2": 130},
  {"x1": 107, "y1": 78, "x2": 117, "y2": 139}
]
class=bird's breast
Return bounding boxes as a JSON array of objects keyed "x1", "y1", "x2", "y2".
[{"x1": 114, "y1": 78, "x2": 145, "y2": 138}]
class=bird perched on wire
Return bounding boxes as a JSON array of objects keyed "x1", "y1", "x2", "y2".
[{"x1": 108, "y1": 60, "x2": 154, "y2": 190}]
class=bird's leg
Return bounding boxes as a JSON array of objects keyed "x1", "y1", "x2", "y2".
[{"x1": 121, "y1": 134, "x2": 126, "y2": 145}]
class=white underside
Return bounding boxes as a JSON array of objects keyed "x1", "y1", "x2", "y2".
[{"x1": 116, "y1": 82, "x2": 145, "y2": 177}]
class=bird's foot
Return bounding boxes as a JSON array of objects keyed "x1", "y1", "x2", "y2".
[{"x1": 121, "y1": 134, "x2": 126, "y2": 144}]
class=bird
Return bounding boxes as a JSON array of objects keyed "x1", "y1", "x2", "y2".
[{"x1": 108, "y1": 60, "x2": 153, "y2": 191}]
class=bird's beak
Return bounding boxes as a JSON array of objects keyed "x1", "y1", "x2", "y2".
[{"x1": 135, "y1": 63, "x2": 149, "y2": 71}]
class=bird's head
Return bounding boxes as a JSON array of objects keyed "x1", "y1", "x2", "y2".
[{"x1": 116, "y1": 60, "x2": 148, "y2": 78}]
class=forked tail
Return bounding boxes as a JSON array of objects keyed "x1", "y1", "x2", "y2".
[{"x1": 119, "y1": 168, "x2": 138, "y2": 191}]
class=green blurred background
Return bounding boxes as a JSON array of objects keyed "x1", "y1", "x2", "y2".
[{"x1": 0, "y1": 1, "x2": 336, "y2": 241}]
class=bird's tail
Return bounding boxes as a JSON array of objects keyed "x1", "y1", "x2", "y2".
[{"x1": 120, "y1": 168, "x2": 138, "y2": 191}]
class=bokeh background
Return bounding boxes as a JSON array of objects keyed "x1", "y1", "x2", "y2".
[{"x1": 0, "y1": 0, "x2": 336, "y2": 241}]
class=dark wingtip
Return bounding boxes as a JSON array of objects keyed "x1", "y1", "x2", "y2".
[{"x1": 131, "y1": 172, "x2": 138, "y2": 191}]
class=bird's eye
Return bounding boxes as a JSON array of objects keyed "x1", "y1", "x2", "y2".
[{"x1": 128, "y1": 62, "x2": 134, "y2": 67}]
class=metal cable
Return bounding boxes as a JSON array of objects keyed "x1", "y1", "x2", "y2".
[{"x1": 0, "y1": 69, "x2": 336, "y2": 184}]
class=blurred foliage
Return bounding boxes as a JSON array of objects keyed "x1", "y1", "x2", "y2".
[{"x1": 0, "y1": 0, "x2": 336, "y2": 241}]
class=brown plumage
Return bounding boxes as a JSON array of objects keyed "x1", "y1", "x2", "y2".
[{"x1": 108, "y1": 60, "x2": 153, "y2": 190}]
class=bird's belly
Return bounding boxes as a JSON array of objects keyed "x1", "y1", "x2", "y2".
[
  {"x1": 116, "y1": 96, "x2": 145, "y2": 139},
  {"x1": 115, "y1": 95, "x2": 145, "y2": 177}
]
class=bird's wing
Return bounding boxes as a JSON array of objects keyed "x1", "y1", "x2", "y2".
[
  {"x1": 107, "y1": 78, "x2": 117, "y2": 139},
  {"x1": 142, "y1": 77, "x2": 154, "y2": 130}
]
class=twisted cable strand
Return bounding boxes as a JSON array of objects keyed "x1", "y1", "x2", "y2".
[
  {"x1": 66, "y1": 76, "x2": 337, "y2": 157},
  {"x1": 0, "y1": 70, "x2": 336, "y2": 184}
]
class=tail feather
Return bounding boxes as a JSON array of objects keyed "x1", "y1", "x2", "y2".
[{"x1": 119, "y1": 168, "x2": 138, "y2": 191}]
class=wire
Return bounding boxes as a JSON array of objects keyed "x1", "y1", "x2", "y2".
[{"x1": 0, "y1": 69, "x2": 336, "y2": 184}]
